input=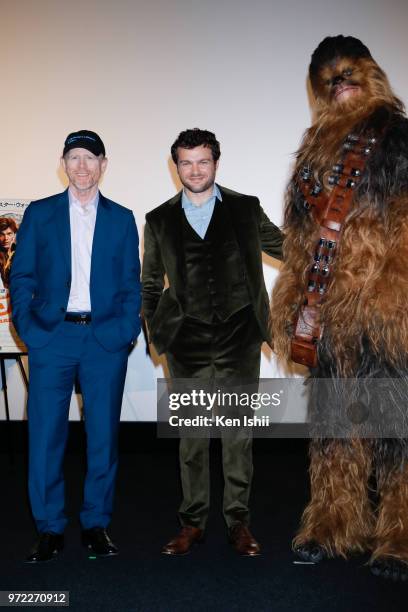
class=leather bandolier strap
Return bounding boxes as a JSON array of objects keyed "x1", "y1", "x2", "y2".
[{"x1": 290, "y1": 132, "x2": 377, "y2": 368}]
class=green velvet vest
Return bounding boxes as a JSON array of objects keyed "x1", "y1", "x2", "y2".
[{"x1": 182, "y1": 200, "x2": 250, "y2": 323}]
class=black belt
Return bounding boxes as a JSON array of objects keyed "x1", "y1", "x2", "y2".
[{"x1": 64, "y1": 312, "x2": 92, "y2": 324}]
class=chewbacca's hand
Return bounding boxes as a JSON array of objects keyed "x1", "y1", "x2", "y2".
[{"x1": 285, "y1": 322, "x2": 294, "y2": 337}]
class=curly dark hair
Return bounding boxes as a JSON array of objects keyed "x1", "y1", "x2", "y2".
[{"x1": 171, "y1": 128, "x2": 221, "y2": 163}]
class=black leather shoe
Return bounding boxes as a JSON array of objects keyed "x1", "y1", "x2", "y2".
[
  {"x1": 25, "y1": 532, "x2": 64, "y2": 563},
  {"x1": 82, "y1": 527, "x2": 118, "y2": 557},
  {"x1": 370, "y1": 557, "x2": 408, "y2": 581},
  {"x1": 293, "y1": 540, "x2": 327, "y2": 563}
]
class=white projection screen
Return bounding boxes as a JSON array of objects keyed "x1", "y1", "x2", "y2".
[{"x1": 1, "y1": 0, "x2": 408, "y2": 420}]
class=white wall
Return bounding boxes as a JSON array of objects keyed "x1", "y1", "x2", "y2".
[{"x1": 1, "y1": 0, "x2": 408, "y2": 419}]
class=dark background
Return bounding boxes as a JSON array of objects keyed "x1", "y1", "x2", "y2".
[{"x1": 0, "y1": 423, "x2": 405, "y2": 612}]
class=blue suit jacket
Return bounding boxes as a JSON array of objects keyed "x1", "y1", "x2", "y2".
[{"x1": 10, "y1": 189, "x2": 141, "y2": 352}]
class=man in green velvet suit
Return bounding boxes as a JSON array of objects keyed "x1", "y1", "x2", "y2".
[{"x1": 143, "y1": 128, "x2": 283, "y2": 556}]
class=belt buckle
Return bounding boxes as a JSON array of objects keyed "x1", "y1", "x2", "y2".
[{"x1": 78, "y1": 313, "x2": 88, "y2": 325}]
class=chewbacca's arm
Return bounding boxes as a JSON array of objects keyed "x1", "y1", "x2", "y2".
[
  {"x1": 366, "y1": 208, "x2": 408, "y2": 363},
  {"x1": 270, "y1": 226, "x2": 314, "y2": 359}
]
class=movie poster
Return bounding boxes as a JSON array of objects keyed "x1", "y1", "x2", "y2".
[{"x1": 0, "y1": 199, "x2": 30, "y2": 353}]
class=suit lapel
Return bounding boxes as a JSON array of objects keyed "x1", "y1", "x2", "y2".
[
  {"x1": 90, "y1": 193, "x2": 110, "y2": 287},
  {"x1": 53, "y1": 189, "x2": 71, "y2": 271},
  {"x1": 165, "y1": 192, "x2": 185, "y2": 285},
  {"x1": 166, "y1": 191, "x2": 183, "y2": 234},
  {"x1": 220, "y1": 186, "x2": 249, "y2": 257}
]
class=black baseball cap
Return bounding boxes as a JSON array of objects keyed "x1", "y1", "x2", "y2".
[{"x1": 63, "y1": 130, "x2": 106, "y2": 157}]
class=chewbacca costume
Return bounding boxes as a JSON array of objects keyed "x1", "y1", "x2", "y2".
[{"x1": 272, "y1": 36, "x2": 408, "y2": 581}]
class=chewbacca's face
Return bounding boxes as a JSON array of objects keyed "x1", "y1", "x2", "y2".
[
  {"x1": 309, "y1": 36, "x2": 397, "y2": 117},
  {"x1": 314, "y1": 56, "x2": 372, "y2": 107}
]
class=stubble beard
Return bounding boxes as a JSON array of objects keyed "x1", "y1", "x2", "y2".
[{"x1": 182, "y1": 175, "x2": 215, "y2": 194}]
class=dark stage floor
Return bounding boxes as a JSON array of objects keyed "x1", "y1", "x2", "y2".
[{"x1": 0, "y1": 423, "x2": 406, "y2": 612}]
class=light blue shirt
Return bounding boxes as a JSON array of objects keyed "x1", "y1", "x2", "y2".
[{"x1": 181, "y1": 184, "x2": 222, "y2": 239}]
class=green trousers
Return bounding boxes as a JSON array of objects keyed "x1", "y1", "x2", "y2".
[{"x1": 166, "y1": 307, "x2": 262, "y2": 529}]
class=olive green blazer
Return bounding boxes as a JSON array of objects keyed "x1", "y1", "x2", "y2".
[{"x1": 142, "y1": 185, "x2": 283, "y2": 354}]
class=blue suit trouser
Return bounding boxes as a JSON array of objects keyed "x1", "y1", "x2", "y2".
[{"x1": 27, "y1": 321, "x2": 128, "y2": 534}]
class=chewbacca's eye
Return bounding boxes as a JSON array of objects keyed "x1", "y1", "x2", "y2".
[{"x1": 343, "y1": 68, "x2": 353, "y2": 78}]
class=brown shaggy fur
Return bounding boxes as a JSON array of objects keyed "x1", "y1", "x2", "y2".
[
  {"x1": 297, "y1": 57, "x2": 404, "y2": 184},
  {"x1": 293, "y1": 439, "x2": 374, "y2": 558},
  {"x1": 273, "y1": 46, "x2": 408, "y2": 566},
  {"x1": 372, "y1": 463, "x2": 408, "y2": 564},
  {"x1": 272, "y1": 57, "x2": 407, "y2": 368}
]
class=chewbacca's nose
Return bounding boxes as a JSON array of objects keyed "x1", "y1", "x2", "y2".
[{"x1": 332, "y1": 75, "x2": 344, "y2": 86}]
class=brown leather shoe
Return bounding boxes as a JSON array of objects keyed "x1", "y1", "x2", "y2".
[
  {"x1": 229, "y1": 523, "x2": 261, "y2": 556},
  {"x1": 162, "y1": 526, "x2": 203, "y2": 555}
]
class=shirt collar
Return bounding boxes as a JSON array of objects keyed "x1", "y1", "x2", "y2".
[
  {"x1": 181, "y1": 183, "x2": 222, "y2": 209},
  {"x1": 68, "y1": 189, "x2": 99, "y2": 211}
]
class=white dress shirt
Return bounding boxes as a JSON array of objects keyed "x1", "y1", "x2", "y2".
[{"x1": 67, "y1": 190, "x2": 98, "y2": 312}]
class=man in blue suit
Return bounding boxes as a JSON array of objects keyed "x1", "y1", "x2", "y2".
[{"x1": 10, "y1": 130, "x2": 141, "y2": 562}]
